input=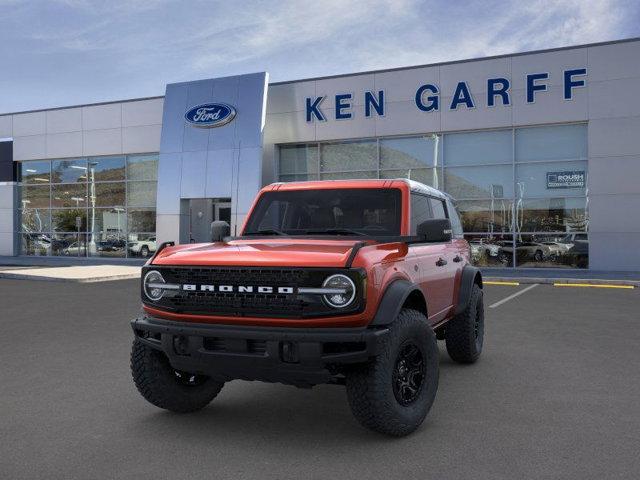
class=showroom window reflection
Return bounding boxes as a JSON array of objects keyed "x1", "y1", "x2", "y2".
[
  {"x1": 18, "y1": 154, "x2": 158, "y2": 258},
  {"x1": 277, "y1": 124, "x2": 588, "y2": 269}
]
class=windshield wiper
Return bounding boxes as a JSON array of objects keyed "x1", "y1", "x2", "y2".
[
  {"x1": 245, "y1": 229, "x2": 287, "y2": 236},
  {"x1": 303, "y1": 228, "x2": 366, "y2": 236}
]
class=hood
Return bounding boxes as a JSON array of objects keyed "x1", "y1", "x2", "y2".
[{"x1": 151, "y1": 238, "x2": 366, "y2": 268}]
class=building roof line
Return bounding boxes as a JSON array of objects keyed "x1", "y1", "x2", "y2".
[
  {"x1": 270, "y1": 36, "x2": 640, "y2": 86},
  {"x1": 2, "y1": 36, "x2": 638, "y2": 116},
  {"x1": 0, "y1": 95, "x2": 165, "y2": 117}
]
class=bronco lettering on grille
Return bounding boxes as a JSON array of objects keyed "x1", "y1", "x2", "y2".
[{"x1": 181, "y1": 284, "x2": 295, "y2": 294}]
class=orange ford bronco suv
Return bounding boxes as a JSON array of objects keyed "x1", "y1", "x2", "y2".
[{"x1": 131, "y1": 179, "x2": 484, "y2": 436}]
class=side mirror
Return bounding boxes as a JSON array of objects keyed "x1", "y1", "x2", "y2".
[
  {"x1": 417, "y1": 218, "x2": 452, "y2": 242},
  {"x1": 210, "y1": 220, "x2": 230, "y2": 242}
]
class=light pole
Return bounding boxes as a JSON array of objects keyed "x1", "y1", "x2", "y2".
[
  {"x1": 88, "y1": 162, "x2": 97, "y2": 254},
  {"x1": 114, "y1": 207, "x2": 125, "y2": 250},
  {"x1": 431, "y1": 134, "x2": 440, "y2": 189},
  {"x1": 70, "y1": 162, "x2": 97, "y2": 254}
]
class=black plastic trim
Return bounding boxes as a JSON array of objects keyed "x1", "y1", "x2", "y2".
[
  {"x1": 454, "y1": 265, "x2": 482, "y2": 315},
  {"x1": 131, "y1": 315, "x2": 389, "y2": 386},
  {"x1": 345, "y1": 241, "x2": 367, "y2": 268},
  {"x1": 370, "y1": 279, "x2": 425, "y2": 326}
]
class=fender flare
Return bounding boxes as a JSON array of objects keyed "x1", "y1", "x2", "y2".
[
  {"x1": 454, "y1": 265, "x2": 483, "y2": 315},
  {"x1": 370, "y1": 279, "x2": 425, "y2": 326}
]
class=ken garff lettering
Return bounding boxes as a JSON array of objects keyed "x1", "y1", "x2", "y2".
[
  {"x1": 185, "y1": 102, "x2": 237, "y2": 128},
  {"x1": 305, "y1": 68, "x2": 587, "y2": 122}
]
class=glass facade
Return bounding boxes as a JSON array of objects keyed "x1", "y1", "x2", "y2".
[
  {"x1": 277, "y1": 124, "x2": 588, "y2": 269},
  {"x1": 18, "y1": 154, "x2": 158, "y2": 258}
]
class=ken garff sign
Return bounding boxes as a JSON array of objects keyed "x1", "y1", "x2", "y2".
[
  {"x1": 305, "y1": 68, "x2": 587, "y2": 122},
  {"x1": 185, "y1": 103, "x2": 237, "y2": 128},
  {"x1": 547, "y1": 170, "x2": 586, "y2": 189}
]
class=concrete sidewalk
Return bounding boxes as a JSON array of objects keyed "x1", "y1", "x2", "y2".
[
  {"x1": 0, "y1": 255, "x2": 145, "y2": 267},
  {"x1": 481, "y1": 267, "x2": 640, "y2": 287},
  {"x1": 0, "y1": 265, "x2": 141, "y2": 283}
]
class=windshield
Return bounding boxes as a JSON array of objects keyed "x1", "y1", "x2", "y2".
[{"x1": 243, "y1": 188, "x2": 402, "y2": 236}]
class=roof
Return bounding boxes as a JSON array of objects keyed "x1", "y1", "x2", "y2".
[
  {"x1": 263, "y1": 178, "x2": 447, "y2": 199},
  {"x1": 402, "y1": 179, "x2": 447, "y2": 199}
]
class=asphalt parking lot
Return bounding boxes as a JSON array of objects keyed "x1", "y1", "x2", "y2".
[{"x1": 1, "y1": 278, "x2": 639, "y2": 480}]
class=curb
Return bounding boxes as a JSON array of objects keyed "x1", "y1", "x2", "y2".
[
  {"x1": 0, "y1": 272, "x2": 141, "y2": 283},
  {"x1": 484, "y1": 276, "x2": 639, "y2": 287}
]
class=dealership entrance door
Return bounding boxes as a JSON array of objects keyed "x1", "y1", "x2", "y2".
[{"x1": 188, "y1": 198, "x2": 231, "y2": 243}]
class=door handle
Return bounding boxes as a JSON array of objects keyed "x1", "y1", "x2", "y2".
[
  {"x1": 436, "y1": 257, "x2": 447, "y2": 267},
  {"x1": 453, "y1": 255, "x2": 463, "y2": 263}
]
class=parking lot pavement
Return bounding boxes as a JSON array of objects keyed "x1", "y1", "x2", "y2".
[{"x1": 1, "y1": 279, "x2": 639, "y2": 480}]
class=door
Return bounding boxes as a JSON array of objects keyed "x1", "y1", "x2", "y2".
[
  {"x1": 410, "y1": 193, "x2": 454, "y2": 323},
  {"x1": 189, "y1": 199, "x2": 233, "y2": 243},
  {"x1": 412, "y1": 196, "x2": 459, "y2": 322},
  {"x1": 214, "y1": 201, "x2": 232, "y2": 224},
  {"x1": 444, "y1": 196, "x2": 466, "y2": 273},
  {"x1": 189, "y1": 199, "x2": 214, "y2": 243},
  {"x1": 428, "y1": 197, "x2": 458, "y2": 314}
]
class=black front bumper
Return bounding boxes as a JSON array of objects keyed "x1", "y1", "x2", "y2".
[{"x1": 131, "y1": 315, "x2": 389, "y2": 387}]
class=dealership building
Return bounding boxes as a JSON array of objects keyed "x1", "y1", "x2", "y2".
[{"x1": 0, "y1": 38, "x2": 639, "y2": 271}]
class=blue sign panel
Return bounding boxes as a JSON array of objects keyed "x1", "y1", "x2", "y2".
[
  {"x1": 185, "y1": 103, "x2": 237, "y2": 128},
  {"x1": 546, "y1": 171, "x2": 586, "y2": 189}
]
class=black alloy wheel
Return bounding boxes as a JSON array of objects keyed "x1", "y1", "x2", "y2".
[{"x1": 392, "y1": 341, "x2": 426, "y2": 406}]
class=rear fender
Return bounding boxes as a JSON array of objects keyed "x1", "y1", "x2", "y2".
[{"x1": 454, "y1": 265, "x2": 483, "y2": 315}]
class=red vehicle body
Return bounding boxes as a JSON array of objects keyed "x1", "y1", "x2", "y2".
[{"x1": 131, "y1": 179, "x2": 485, "y2": 436}]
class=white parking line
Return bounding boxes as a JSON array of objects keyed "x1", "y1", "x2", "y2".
[{"x1": 489, "y1": 283, "x2": 539, "y2": 309}]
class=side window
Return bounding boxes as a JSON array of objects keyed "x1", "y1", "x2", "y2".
[
  {"x1": 430, "y1": 198, "x2": 447, "y2": 219},
  {"x1": 445, "y1": 198, "x2": 464, "y2": 238},
  {"x1": 410, "y1": 194, "x2": 432, "y2": 235}
]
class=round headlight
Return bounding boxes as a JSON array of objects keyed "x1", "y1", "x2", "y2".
[
  {"x1": 143, "y1": 270, "x2": 166, "y2": 301},
  {"x1": 322, "y1": 274, "x2": 356, "y2": 308}
]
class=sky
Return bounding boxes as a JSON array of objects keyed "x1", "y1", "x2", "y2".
[{"x1": 0, "y1": 0, "x2": 639, "y2": 113}]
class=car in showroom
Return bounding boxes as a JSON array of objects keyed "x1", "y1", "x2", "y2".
[
  {"x1": 469, "y1": 238, "x2": 501, "y2": 264},
  {"x1": 62, "y1": 241, "x2": 85, "y2": 256},
  {"x1": 497, "y1": 240, "x2": 553, "y2": 265},
  {"x1": 128, "y1": 236, "x2": 157, "y2": 258},
  {"x1": 130, "y1": 179, "x2": 484, "y2": 436}
]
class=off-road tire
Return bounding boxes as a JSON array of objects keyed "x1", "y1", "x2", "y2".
[
  {"x1": 445, "y1": 283, "x2": 484, "y2": 363},
  {"x1": 345, "y1": 309, "x2": 439, "y2": 436},
  {"x1": 140, "y1": 246, "x2": 149, "y2": 258},
  {"x1": 131, "y1": 339, "x2": 224, "y2": 413}
]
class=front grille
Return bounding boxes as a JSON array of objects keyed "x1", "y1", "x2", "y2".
[
  {"x1": 202, "y1": 337, "x2": 267, "y2": 356},
  {"x1": 143, "y1": 266, "x2": 364, "y2": 319},
  {"x1": 161, "y1": 267, "x2": 312, "y2": 286}
]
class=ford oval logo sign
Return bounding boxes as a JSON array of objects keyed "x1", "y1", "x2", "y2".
[{"x1": 184, "y1": 103, "x2": 237, "y2": 128}]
